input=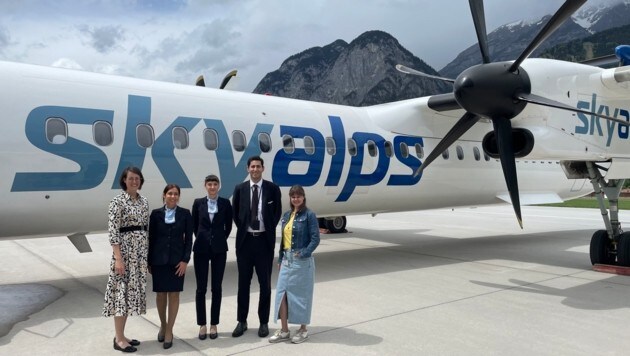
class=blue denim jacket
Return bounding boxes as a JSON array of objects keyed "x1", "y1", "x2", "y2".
[{"x1": 278, "y1": 208, "x2": 320, "y2": 263}]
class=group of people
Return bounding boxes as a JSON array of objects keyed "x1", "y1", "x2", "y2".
[{"x1": 102, "y1": 156, "x2": 320, "y2": 352}]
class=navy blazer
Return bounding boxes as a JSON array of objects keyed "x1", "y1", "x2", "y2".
[
  {"x1": 148, "y1": 206, "x2": 193, "y2": 266},
  {"x1": 192, "y1": 196, "x2": 233, "y2": 254},
  {"x1": 232, "y1": 179, "x2": 282, "y2": 252}
]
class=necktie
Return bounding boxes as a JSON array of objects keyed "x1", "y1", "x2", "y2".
[{"x1": 251, "y1": 185, "x2": 259, "y2": 228}]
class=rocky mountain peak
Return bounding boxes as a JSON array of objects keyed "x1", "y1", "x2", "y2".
[{"x1": 253, "y1": 30, "x2": 450, "y2": 106}]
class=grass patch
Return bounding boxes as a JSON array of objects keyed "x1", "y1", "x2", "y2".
[{"x1": 541, "y1": 196, "x2": 630, "y2": 210}]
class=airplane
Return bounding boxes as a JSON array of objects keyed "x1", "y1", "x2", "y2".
[{"x1": 1, "y1": 0, "x2": 629, "y2": 268}]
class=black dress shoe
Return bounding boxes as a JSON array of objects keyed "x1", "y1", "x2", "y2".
[
  {"x1": 209, "y1": 331, "x2": 218, "y2": 339},
  {"x1": 113, "y1": 338, "x2": 137, "y2": 353},
  {"x1": 198, "y1": 332, "x2": 207, "y2": 340},
  {"x1": 163, "y1": 340, "x2": 173, "y2": 349},
  {"x1": 157, "y1": 331, "x2": 165, "y2": 342},
  {"x1": 128, "y1": 339, "x2": 140, "y2": 346},
  {"x1": 232, "y1": 322, "x2": 248, "y2": 337},
  {"x1": 258, "y1": 323, "x2": 269, "y2": 337}
]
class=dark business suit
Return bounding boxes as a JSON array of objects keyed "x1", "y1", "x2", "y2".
[
  {"x1": 148, "y1": 206, "x2": 193, "y2": 291},
  {"x1": 192, "y1": 196, "x2": 233, "y2": 326},
  {"x1": 232, "y1": 179, "x2": 282, "y2": 324}
]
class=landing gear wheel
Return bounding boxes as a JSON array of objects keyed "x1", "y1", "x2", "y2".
[
  {"x1": 617, "y1": 232, "x2": 630, "y2": 267},
  {"x1": 326, "y1": 216, "x2": 347, "y2": 234},
  {"x1": 590, "y1": 230, "x2": 615, "y2": 265}
]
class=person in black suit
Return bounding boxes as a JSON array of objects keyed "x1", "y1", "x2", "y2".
[
  {"x1": 231, "y1": 156, "x2": 282, "y2": 338},
  {"x1": 148, "y1": 183, "x2": 193, "y2": 350},
  {"x1": 192, "y1": 174, "x2": 233, "y2": 340}
]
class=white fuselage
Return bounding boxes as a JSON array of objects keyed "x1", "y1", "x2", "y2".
[{"x1": 4, "y1": 58, "x2": 628, "y2": 238}]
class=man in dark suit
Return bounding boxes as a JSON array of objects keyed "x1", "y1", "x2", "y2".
[
  {"x1": 192, "y1": 175, "x2": 233, "y2": 339},
  {"x1": 231, "y1": 156, "x2": 282, "y2": 338}
]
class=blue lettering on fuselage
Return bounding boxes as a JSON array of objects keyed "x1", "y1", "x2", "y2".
[
  {"x1": 575, "y1": 93, "x2": 630, "y2": 146},
  {"x1": 12, "y1": 95, "x2": 424, "y2": 201}
]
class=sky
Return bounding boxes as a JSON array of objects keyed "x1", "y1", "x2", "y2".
[{"x1": 0, "y1": 0, "x2": 614, "y2": 92}]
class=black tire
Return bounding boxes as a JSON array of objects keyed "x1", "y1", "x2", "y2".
[
  {"x1": 326, "y1": 216, "x2": 347, "y2": 233},
  {"x1": 590, "y1": 230, "x2": 615, "y2": 265},
  {"x1": 617, "y1": 232, "x2": 630, "y2": 267},
  {"x1": 317, "y1": 218, "x2": 328, "y2": 229}
]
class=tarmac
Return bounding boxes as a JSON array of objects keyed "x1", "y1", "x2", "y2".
[{"x1": 2, "y1": 205, "x2": 630, "y2": 355}]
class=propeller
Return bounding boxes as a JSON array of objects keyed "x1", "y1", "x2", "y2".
[{"x1": 399, "y1": 0, "x2": 590, "y2": 228}]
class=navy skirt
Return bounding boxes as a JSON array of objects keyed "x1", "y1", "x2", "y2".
[{"x1": 151, "y1": 264, "x2": 185, "y2": 292}]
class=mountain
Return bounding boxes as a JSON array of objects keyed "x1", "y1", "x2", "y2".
[
  {"x1": 439, "y1": 0, "x2": 630, "y2": 78},
  {"x1": 539, "y1": 23, "x2": 630, "y2": 62},
  {"x1": 439, "y1": 17, "x2": 590, "y2": 79},
  {"x1": 253, "y1": 30, "x2": 451, "y2": 106}
]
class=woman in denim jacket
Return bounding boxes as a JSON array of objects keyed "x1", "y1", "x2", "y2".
[{"x1": 269, "y1": 185, "x2": 320, "y2": 344}]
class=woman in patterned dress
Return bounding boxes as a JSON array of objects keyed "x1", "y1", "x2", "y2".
[{"x1": 103, "y1": 166, "x2": 149, "y2": 353}]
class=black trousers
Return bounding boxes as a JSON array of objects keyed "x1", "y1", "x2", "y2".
[
  {"x1": 194, "y1": 248, "x2": 227, "y2": 326},
  {"x1": 236, "y1": 232, "x2": 274, "y2": 324}
]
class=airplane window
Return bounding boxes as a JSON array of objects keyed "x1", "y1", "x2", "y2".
[
  {"x1": 282, "y1": 134, "x2": 295, "y2": 154},
  {"x1": 347, "y1": 138, "x2": 357, "y2": 156},
  {"x1": 415, "y1": 143, "x2": 423, "y2": 159},
  {"x1": 203, "y1": 128, "x2": 218, "y2": 150},
  {"x1": 325, "y1": 137, "x2": 336, "y2": 155},
  {"x1": 259, "y1": 133, "x2": 272, "y2": 153},
  {"x1": 304, "y1": 136, "x2": 315, "y2": 155},
  {"x1": 136, "y1": 124, "x2": 154, "y2": 148},
  {"x1": 367, "y1": 140, "x2": 377, "y2": 157},
  {"x1": 484, "y1": 152, "x2": 490, "y2": 161},
  {"x1": 400, "y1": 142, "x2": 409, "y2": 158},
  {"x1": 45, "y1": 117, "x2": 67, "y2": 144},
  {"x1": 456, "y1": 145, "x2": 464, "y2": 160},
  {"x1": 93, "y1": 121, "x2": 113, "y2": 146},
  {"x1": 172, "y1": 127, "x2": 189, "y2": 149},
  {"x1": 232, "y1": 131, "x2": 246, "y2": 152},
  {"x1": 442, "y1": 148, "x2": 449, "y2": 160},
  {"x1": 384, "y1": 141, "x2": 393, "y2": 157},
  {"x1": 473, "y1": 146, "x2": 481, "y2": 161}
]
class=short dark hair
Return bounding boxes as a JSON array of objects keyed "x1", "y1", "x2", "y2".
[
  {"x1": 288, "y1": 184, "x2": 307, "y2": 210},
  {"x1": 204, "y1": 174, "x2": 220, "y2": 184},
  {"x1": 247, "y1": 155, "x2": 264, "y2": 167},
  {"x1": 119, "y1": 166, "x2": 144, "y2": 190}
]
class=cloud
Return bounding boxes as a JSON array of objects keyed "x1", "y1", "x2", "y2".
[
  {"x1": 0, "y1": 26, "x2": 10, "y2": 54},
  {"x1": 77, "y1": 24, "x2": 125, "y2": 53}
]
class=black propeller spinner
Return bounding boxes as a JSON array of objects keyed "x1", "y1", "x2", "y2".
[{"x1": 398, "y1": 0, "x2": 588, "y2": 228}]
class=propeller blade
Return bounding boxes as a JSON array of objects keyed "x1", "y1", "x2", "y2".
[
  {"x1": 414, "y1": 112, "x2": 480, "y2": 176},
  {"x1": 427, "y1": 92, "x2": 462, "y2": 112},
  {"x1": 468, "y1": 0, "x2": 491, "y2": 64},
  {"x1": 396, "y1": 64, "x2": 455, "y2": 83},
  {"x1": 493, "y1": 118, "x2": 523, "y2": 228},
  {"x1": 196, "y1": 75, "x2": 205, "y2": 87},
  {"x1": 517, "y1": 92, "x2": 630, "y2": 127},
  {"x1": 509, "y1": 0, "x2": 586, "y2": 72},
  {"x1": 580, "y1": 54, "x2": 619, "y2": 68}
]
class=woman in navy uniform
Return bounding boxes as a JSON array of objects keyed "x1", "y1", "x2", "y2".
[
  {"x1": 192, "y1": 175, "x2": 233, "y2": 339},
  {"x1": 148, "y1": 183, "x2": 193, "y2": 349}
]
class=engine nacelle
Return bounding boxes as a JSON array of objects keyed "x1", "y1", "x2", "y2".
[{"x1": 482, "y1": 128, "x2": 535, "y2": 159}]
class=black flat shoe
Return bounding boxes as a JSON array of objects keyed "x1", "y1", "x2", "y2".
[
  {"x1": 199, "y1": 325, "x2": 207, "y2": 340},
  {"x1": 209, "y1": 332, "x2": 218, "y2": 339},
  {"x1": 113, "y1": 338, "x2": 137, "y2": 353},
  {"x1": 163, "y1": 340, "x2": 173, "y2": 349},
  {"x1": 232, "y1": 322, "x2": 247, "y2": 337},
  {"x1": 128, "y1": 339, "x2": 140, "y2": 346},
  {"x1": 198, "y1": 333, "x2": 207, "y2": 340}
]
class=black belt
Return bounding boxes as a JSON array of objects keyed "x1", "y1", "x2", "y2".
[
  {"x1": 247, "y1": 231, "x2": 263, "y2": 237},
  {"x1": 119, "y1": 225, "x2": 148, "y2": 233}
]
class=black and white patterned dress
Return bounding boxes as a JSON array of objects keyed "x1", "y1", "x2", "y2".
[{"x1": 102, "y1": 191, "x2": 149, "y2": 317}]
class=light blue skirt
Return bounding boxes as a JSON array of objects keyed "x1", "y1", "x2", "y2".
[{"x1": 274, "y1": 250, "x2": 315, "y2": 325}]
